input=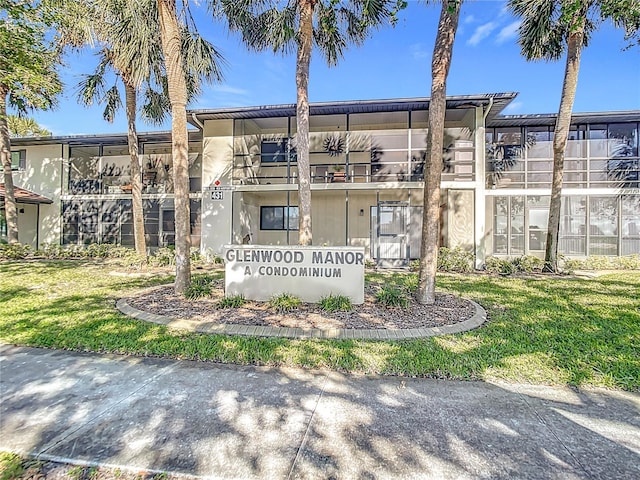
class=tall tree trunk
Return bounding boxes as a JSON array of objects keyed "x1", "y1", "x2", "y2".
[
  {"x1": 124, "y1": 79, "x2": 147, "y2": 256},
  {"x1": 295, "y1": 0, "x2": 314, "y2": 245},
  {"x1": 158, "y1": 0, "x2": 191, "y2": 294},
  {"x1": 545, "y1": 17, "x2": 585, "y2": 272},
  {"x1": 0, "y1": 87, "x2": 19, "y2": 244},
  {"x1": 417, "y1": 0, "x2": 461, "y2": 305}
]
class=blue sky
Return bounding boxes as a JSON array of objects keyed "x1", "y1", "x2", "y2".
[{"x1": 30, "y1": 0, "x2": 640, "y2": 136}]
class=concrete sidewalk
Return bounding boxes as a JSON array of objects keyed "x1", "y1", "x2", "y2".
[{"x1": 1, "y1": 345, "x2": 638, "y2": 479}]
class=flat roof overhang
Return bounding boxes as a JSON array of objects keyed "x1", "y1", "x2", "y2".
[
  {"x1": 489, "y1": 111, "x2": 640, "y2": 128},
  {"x1": 188, "y1": 93, "x2": 519, "y2": 125},
  {"x1": 10, "y1": 130, "x2": 202, "y2": 147},
  {"x1": 0, "y1": 185, "x2": 54, "y2": 205}
]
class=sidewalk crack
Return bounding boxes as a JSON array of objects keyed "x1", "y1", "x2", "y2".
[
  {"x1": 36, "y1": 360, "x2": 182, "y2": 458},
  {"x1": 286, "y1": 375, "x2": 328, "y2": 480},
  {"x1": 516, "y1": 390, "x2": 595, "y2": 480}
]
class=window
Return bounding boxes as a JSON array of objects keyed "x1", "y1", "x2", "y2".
[
  {"x1": 260, "y1": 206, "x2": 299, "y2": 230},
  {"x1": 559, "y1": 196, "x2": 586, "y2": 255},
  {"x1": 261, "y1": 139, "x2": 293, "y2": 163},
  {"x1": 528, "y1": 196, "x2": 549, "y2": 251},
  {"x1": 622, "y1": 196, "x2": 640, "y2": 255},
  {"x1": 589, "y1": 197, "x2": 618, "y2": 255},
  {"x1": 493, "y1": 196, "x2": 524, "y2": 255},
  {"x1": 11, "y1": 150, "x2": 26, "y2": 170}
]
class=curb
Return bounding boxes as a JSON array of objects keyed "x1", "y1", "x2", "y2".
[{"x1": 116, "y1": 288, "x2": 487, "y2": 340}]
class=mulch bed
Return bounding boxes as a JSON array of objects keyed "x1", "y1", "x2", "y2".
[{"x1": 126, "y1": 280, "x2": 476, "y2": 331}]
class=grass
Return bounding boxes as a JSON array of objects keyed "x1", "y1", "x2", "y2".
[{"x1": 0, "y1": 260, "x2": 639, "y2": 391}]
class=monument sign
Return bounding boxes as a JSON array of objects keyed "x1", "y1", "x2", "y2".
[{"x1": 224, "y1": 245, "x2": 365, "y2": 304}]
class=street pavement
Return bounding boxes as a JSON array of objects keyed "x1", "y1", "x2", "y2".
[{"x1": 1, "y1": 344, "x2": 639, "y2": 479}]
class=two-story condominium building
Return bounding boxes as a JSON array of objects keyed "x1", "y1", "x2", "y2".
[{"x1": 2, "y1": 93, "x2": 639, "y2": 266}]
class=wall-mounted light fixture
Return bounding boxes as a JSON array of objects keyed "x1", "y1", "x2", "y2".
[
  {"x1": 19, "y1": 208, "x2": 25, "y2": 214},
  {"x1": 359, "y1": 208, "x2": 364, "y2": 216}
]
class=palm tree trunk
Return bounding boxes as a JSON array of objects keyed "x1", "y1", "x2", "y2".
[
  {"x1": 295, "y1": 0, "x2": 314, "y2": 246},
  {"x1": 158, "y1": 0, "x2": 191, "y2": 294},
  {"x1": 545, "y1": 18, "x2": 585, "y2": 272},
  {"x1": 417, "y1": 0, "x2": 461, "y2": 305},
  {"x1": 0, "y1": 87, "x2": 19, "y2": 244},
  {"x1": 124, "y1": 80, "x2": 146, "y2": 256}
]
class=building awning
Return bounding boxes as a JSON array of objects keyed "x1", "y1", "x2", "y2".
[{"x1": 0, "y1": 185, "x2": 54, "y2": 205}]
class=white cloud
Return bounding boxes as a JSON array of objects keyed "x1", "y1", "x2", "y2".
[
  {"x1": 463, "y1": 14, "x2": 476, "y2": 24},
  {"x1": 410, "y1": 43, "x2": 429, "y2": 60},
  {"x1": 503, "y1": 101, "x2": 523, "y2": 114},
  {"x1": 496, "y1": 21, "x2": 521, "y2": 45},
  {"x1": 467, "y1": 22, "x2": 498, "y2": 46},
  {"x1": 210, "y1": 85, "x2": 250, "y2": 96}
]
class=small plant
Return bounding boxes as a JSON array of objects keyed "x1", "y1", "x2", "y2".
[
  {"x1": 513, "y1": 255, "x2": 544, "y2": 273},
  {"x1": 409, "y1": 259, "x2": 420, "y2": 271},
  {"x1": 85, "y1": 243, "x2": 114, "y2": 258},
  {"x1": 217, "y1": 294, "x2": 246, "y2": 309},
  {"x1": 485, "y1": 257, "x2": 517, "y2": 275},
  {"x1": 318, "y1": 294, "x2": 353, "y2": 312},
  {"x1": 118, "y1": 251, "x2": 148, "y2": 270},
  {"x1": 184, "y1": 275, "x2": 214, "y2": 299},
  {"x1": 0, "y1": 243, "x2": 32, "y2": 260},
  {"x1": 364, "y1": 258, "x2": 377, "y2": 269},
  {"x1": 67, "y1": 466, "x2": 84, "y2": 480},
  {"x1": 0, "y1": 452, "x2": 25, "y2": 480},
  {"x1": 401, "y1": 274, "x2": 419, "y2": 293},
  {"x1": 269, "y1": 292, "x2": 302, "y2": 313},
  {"x1": 437, "y1": 246, "x2": 474, "y2": 273},
  {"x1": 149, "y1": 247, "x2": 175, "y2": 266},
  {"x1": 375, "y1": 285, "x2": 409, "y2": 308}
]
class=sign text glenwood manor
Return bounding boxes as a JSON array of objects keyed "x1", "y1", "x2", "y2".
[{"x1": 224, "y1": 245, "x2": 365, "y2": 304}]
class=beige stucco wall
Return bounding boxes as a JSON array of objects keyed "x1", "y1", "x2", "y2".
[
  {"x1": 202, "y1": 119, "x2": 234, "y2": 188},
  {"x1": 4, "y1": 143, "x2": 64, "y2": 247},
  {"x1": 447, "y1": 189, "x2": 475, "y2": 251}
]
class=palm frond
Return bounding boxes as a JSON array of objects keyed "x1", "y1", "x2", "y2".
[
  {"x1": 141, "y1": 82, "x2": 171, "y2": 126},
  {"x1": 102, "y1": 84, "x2": 122, "y2": 123},
  {"x1": 76, "y1": 52, "x2": 112, "y2": 107}
]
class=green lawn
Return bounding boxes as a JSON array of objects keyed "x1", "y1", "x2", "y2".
[{"x1": 1, "y1": 260, "x2": 638, "y2": 391}]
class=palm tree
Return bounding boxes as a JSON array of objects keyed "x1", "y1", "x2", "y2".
[
  {"x1": 508, "y1": 0, "x2": 640, "y2": 272},
  {"x1": 7, "y1": 115, "x2": 51, "y2": 137},
  {"x1": 74, "y1": 0, "x2": 223, "y2": 260},
  {"x1": 1, "y1": 1, "x2": 62, "y2": 244},
  {"x1": 218, "y1": 0, "x2": 404, "y2": 245},
  {"x1": 158, "y1": 0, "x2": 226, "y2": 294},
  {"x1": 417, "y1": 0, "x2": 462, "y2": 305}
]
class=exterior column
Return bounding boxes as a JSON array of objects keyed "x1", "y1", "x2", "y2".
[{"x1": 474, "y1": 105, "x2": 487, "y2": 269}]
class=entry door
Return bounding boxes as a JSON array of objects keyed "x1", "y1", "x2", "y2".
[
  {"x1": 160, "y1": 209, "x2": 175, "y2": 246},
  {"x1": 374, "y1": 202, "x2": 409, "y2": 264}
]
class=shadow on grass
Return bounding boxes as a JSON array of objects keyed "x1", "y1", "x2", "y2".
[{"x1": 1, "y1": 261, "x2": 638, "y2": 391}]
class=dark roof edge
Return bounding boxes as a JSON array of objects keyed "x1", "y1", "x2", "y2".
[
  {"x1": 188, "y1": 92, "x2": 518, "y2": 122},
  {"x1": 10, "y1": 128, "x2": 202, "y2": 146}
]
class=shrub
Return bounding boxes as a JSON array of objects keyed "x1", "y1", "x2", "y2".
[
  {"x1": 0, "y1": 243, "x2": 32, "y2": 260},
  {"x1": 269, "y1": 293, "x2": 301, "y2": 313},
  {"x1": 563, "y1": 254, "x2": 640, "y2": 271},
  {"x1": 217, "y1": 294, "x2": 246, "y2": 309},
  {"x1": 149, "y1": 247, "x2": 175, "y2": 266},
  {"x1": 513, "y1": 255, "x2": 544, "y2": 273},
  {"x1": 85, "y1": 243, "x2": 115, "y2": 258},
  {"x1": 318, "y1": 294, "x2": 353, "y2": 312},
  {"x1": 409, "y1": 259, "x2": 420, "y2": 272},
  {"x1": 485, "y1": 257, "x2": 517, "y2": 275},
  {"x1": 437, "y1": 246, "x2": 474, "y2": 273},
  {"x1": 118, "y1": 251, "x2": 148, "y2": 270},
  {"x1": 183, "y1": 275, "x2": 215, "y2": 299},
  {"x1": 365, "y1": 258, "x2": 377, "y2": 269},
  {"x1": 375, "y1": 285, "x2": 409, "y2": 308}
]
